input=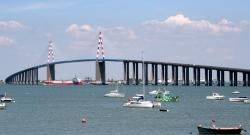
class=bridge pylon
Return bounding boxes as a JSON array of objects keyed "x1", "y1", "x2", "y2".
[
  {"x1": 47, "y1": 41, "x2": 55, "y2": 81},
  {"x1": 95, "y1": 32, "x2": 106, "y2": 84}
]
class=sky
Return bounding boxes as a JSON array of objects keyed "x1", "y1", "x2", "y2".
[{"x1": 0, "y1": 0, "x2": 250, "y2": 80}]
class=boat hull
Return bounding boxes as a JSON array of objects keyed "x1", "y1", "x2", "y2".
[
  {"x1": 198, "y1": 126, "x2": 241, "y2": 134},
  {"x1": 123, "y1": 101, "x2": 153, "y2": 108}
]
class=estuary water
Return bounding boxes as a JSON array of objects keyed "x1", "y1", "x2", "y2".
[{"x1": 0, "y1": 84, "x2": 249, "y2": 135}]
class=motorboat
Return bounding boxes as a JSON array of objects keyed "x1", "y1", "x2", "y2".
[
  {"x1": 0, "y1": 92, "x2": 14, "y2": 103},
  {"x1": 229, "y1": 97, "x2": 248, "y2": 102},
  {"x1": 0, "y1": 102, "x2": 5, "y2": 109},
  {"x1": 232, "y1": 91, "x2": 240, "y2": 94},
  {"x1": 197, "y1": 122, "x2": 242, "y2": 134},
  {"x1": 104, "y1": 83, "x2": 125, "y2": 98},
  {"x1": 243, "y1": 99, "x2": 250, "y2": 104},
  {"x1": 206, "y1": 93, "x2": 224, "y2": 100},
  {"x1": 149, "y1": 89, "x2": 161, "y2": 95},
  {"x1": 154, "y1": 90, "x2": 178, "y2": 102},
  {"x1": 104, "y1": 90, "x2": 125, "y2": 98}
]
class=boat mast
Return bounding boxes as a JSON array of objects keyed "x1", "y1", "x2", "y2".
[{"x1": 142, "y1": 51, "x2": 145, "y2": 98}]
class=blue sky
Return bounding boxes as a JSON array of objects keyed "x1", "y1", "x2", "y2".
[{"x1": 0, "y1": 0, "x2": 250, "y2": 80}]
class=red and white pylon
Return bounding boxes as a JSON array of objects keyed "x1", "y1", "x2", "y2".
[
  {"x1": 96, "y1": 32, "x2": 105, "y2": 60},
  {"x1": 47, "y1": 41, "x2": 54, "y2": 64}
]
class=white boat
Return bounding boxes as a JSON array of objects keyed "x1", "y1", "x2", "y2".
[
  {"x1": 123, "y1": 52, "x2": 159, "y2": 108},
  {"x1": 104, "y1": 83, "x2": 125, "y2": 98},
  {"x1": 206, "y1": 93, "x2": 224, "y2": 100},
  {"x1": 149, "y1": 89, "x2": 161, "y2": 95},
  {"x1": 0, "y1": 102, "x2": 5, "y2": 109},
  {"x1": 232, "y1": 91, "x2": 240, "y2": 94},
  {"x1": 0, "y1": 92, "x2": 14, "y2": 102},
  {"x1": 244, "y1": 100, "x2": 250, "y2": 104},
  {"x1": 229, "y1": 97, "x2": 248, "y2": 102}
]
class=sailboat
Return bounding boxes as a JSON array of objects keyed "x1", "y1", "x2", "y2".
[
  {"x1": 104, "y1": 83, "x2": 125, "y2": 98},
  {"x1": 123, "y1": 52, "x2": 160, "y2": 108}
]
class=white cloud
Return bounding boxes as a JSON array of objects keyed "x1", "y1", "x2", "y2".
[
  {"x1": 0, "y1": 20, "x2": 24, "y2": 29},
  {"x1": 143, "y1": 14, "x2": 241, "y2": 34},
  {"x1": 0, "y1": 36, "x2": 15, "y2": 46},
  {"x1": 66, "y1": 24, "x2": 93, "y2": 33}
]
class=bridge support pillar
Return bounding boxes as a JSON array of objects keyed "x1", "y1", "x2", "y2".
[
  {"x1": 208, "y1": 69, "x2": 212, "y2": 86},
  {"x1": 172, "y1": 66, "x2": 175, "y2": 85},
  {"x1": 47, "y1": 64, "x2": 55, "y2": 81},
  {"x1": 96, "y1": 61, "x2": 106, "y2": 85},
  {"x1": 144, "y1": 63, "x2": 148, "y2": 85},
  {"x1": 154, "y1": 64, "x2": 158, "y2": 85},
  {"x1": 185, "y1": 67, "x2": 189, "y2": 86},
  {"x1": 132, "y1": 62, "x2": 135, "y2": 84},
  {"x1": 135, "y1": 63, "x2": 139, "y2": 85},
  {"x1": 164, "y1": 65, "x2": 168, "y2": 85},
  {"x1": 124, "y1": 62, "x2": 130, "y2": 85},
  {"x1": 197, "y1": 68, "x2": 200, "y2": 86},
  {"x1": 161, "y1": 65, "x2": 165, "y2": 85},
  {"x1": 234, "y1": 72, "x2": 238, "y2": 86},
  {"x1": 229, "y1": 71, "x2": 233, "y2": 86},
  {"x1": 205, "y1": 68, "x2": 208, "y2": 86},
  {"x1": 248, "y1": 73, "x2": 250, "y2": 86},
  {"x1": 221, "y1": 71, "x2": 225, "y2": 86},
  {"x1": 174, "y1": 66, "x2": 178, "y2": 85},
  {"x1": 243, "y1": 72, "x2": 247, "y2": 86},
  {"x1": 151, "y1": 64, "x2": 155, "y2": 84},
  {"x1": 193, "y1": 67, "x2": 197, "y2": 86},
  {"x1": 182, "y1": 66, "x2": 186, "y2": 85},
  {"x1": 217, "y1": 70, "x2": 221, "y2": 86}
]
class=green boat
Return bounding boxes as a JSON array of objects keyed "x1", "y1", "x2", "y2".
[{"x1": 154, "y1": 91, "x2": 179, "y2": 102}]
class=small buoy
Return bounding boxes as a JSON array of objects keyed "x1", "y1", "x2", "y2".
[{"x1": 81, "y1": 117, "x2": 87, "y2": 123}]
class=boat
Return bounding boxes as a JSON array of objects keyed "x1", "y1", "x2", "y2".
[
  {"x1": 104, "y1": 83, "x2": 125, "y2": 98},
  {"x1": 206, "y1": 93, "x2": 224, "y2": 100},
  {"x1": 197, "y1": 121, "x2": 242, "y2": 134},
  {"x1": 0, "y1": 102, "x2": 5, "y2": 109},
  {"x1": 232, "y1": 91, "x2": 240, "y2": 94},
  {"x1": 154, "y1": 90, "x2": 179, "y2": 102},
  {"x1": 243, "y1": 99, "x2": 250, "y2": 104},
  {"x1": 149, "y1": 89, "x2": 161, "y2": 95},
  {"x1": 43, "y1": 77, "x2": 85, "y2": 85},
  {"x1": 229, "y1": 97, "x2": 248, "y2": 102},
  {"x1": 159, "y1": 108, "x2": 170, "y2": 112},
  {"x1": 123, "y1": 52, "x2": 159, "y2": 108},
  {"x1": 0, "y1": 92, "x2": 14, "y2": 103}
]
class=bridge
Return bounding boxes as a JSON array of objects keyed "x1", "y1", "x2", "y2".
[{"x1": 5, "y1": 32, "x2": 250, "y2": 86}]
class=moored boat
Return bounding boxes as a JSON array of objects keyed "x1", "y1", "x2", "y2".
[
  {"x1": 229, "y1": 97, "x2": 248, "y2": 102},
  {"x1": 206, "y1": 93, "x2": 224, "y2": 100},
  {"x1": 243, "y1": 99, "x2": 250, "y2": 104},
  {"x1": 197, "y1": 125, "x2": 242, "y2": 134},
  {"x1": 232, "y1": 91, "x2": 240, "y2": 94},
  {"x1": 0, "y1": 92, "x2": 14, "y2": 103},
  {"x1": 104, "y1": 83, "x2": 125, "y2": 98},
  {"x1": 0, "y1": 102, "x2": 5, "y2": 109},
  {"x1": 154, "y1": 91, "x2": 179, "y2": 102}
]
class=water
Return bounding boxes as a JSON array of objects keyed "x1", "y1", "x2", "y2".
[{"x1": 0, "y1": 84, "x2": 249, "y2": 135}]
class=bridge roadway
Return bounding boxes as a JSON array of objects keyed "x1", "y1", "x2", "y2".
[{"x1": 5, "y1": 58, "x2": 250, "y2": 86}]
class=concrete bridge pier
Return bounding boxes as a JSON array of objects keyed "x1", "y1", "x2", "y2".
[
  {"x1": 193, "y1": 67, "x2": 197, "y2": 86},
  {"x1": 197, "y1": 68, "x2": 200, "y2": 86},
  {"x1": 221, "y1": 70, "x2": 225, "y2": 86},
  {"x1": 208, "y1": 69, "x2": 212, "y2": 86},
  {"x1": 164, "y1": 65, "x2": 168, "y2": 85},
  {"x1": 205, "y1": 69, "x2": 208, "y2": 86},
  {"x1": 96, "y1": 61, "x2": 106, "y2": 85},
  {"x1": 154, "y1": 64, "x2": 158, "y2": 85},
  {"x1": 248, "y1": 73, "x2": 250, "y2": 86},
  {"x1": 217, "y1": 70, "x2": 221, "y2": 86},
  {"x1": 243, "y1": 72, "x2": 247, "y2": 86},
  {"x1": 144, "y1": 63, "x2": 148, "y2": 85},
  {"x1": 185, "y1": 67, "x2": 189, "y2": 85},
  {"x1": 229, "y1": 71, "x2": 233, "y2": 86},
  {"x1": 234, "y1": 72, "x2": 238, "y2": 86},
  {"x1": 47, "y1": 64, "x2": 55, "y2": 81},
  {"x1": 182, "y1": 66, "x2": 186, "y2": 85}
]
